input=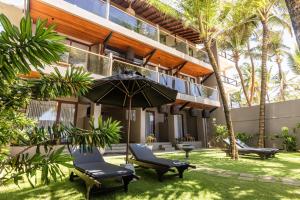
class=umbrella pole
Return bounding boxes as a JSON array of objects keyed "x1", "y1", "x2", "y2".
[{"x1": 125, "y1": 96, "x2": 132, "y2": 164}]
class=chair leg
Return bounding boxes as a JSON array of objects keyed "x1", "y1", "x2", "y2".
[
  {"x1": 176, "y1": 166, "x2": 187, "y2": 178},
  {"x1": 122, "y1": 175, "x2": 133, "y2": 192},
  {"x1": 86, "y1": 184, "x2": 92, "y2": 200},
  {"x1": 69, "y1": 172, "x2": 74, "y2": 182},
  {"x1": 155, "y1": 169, "x2": 168, "y2": 182}
]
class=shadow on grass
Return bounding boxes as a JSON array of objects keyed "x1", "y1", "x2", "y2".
[
  {"x1": 1, "y1": 151, "x2": 300, "y2": 200},
  {"x1": 161, "y1": 150, "x2": 300, "y2": 180},
  {"x1": 2, "y1": 168, "x2": 300, "y2": 200}
]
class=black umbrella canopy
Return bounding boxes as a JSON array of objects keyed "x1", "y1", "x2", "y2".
[
  {"x1": 84, "y1": 71, "x2": 178, "y2": 164},
  {"x1": 85, "y1": 71, "x2": 178, "y2": 107}
]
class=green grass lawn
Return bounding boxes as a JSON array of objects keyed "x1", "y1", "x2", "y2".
[{"x1": 0, "y1": 150, "x2": 300, "y2": 200}]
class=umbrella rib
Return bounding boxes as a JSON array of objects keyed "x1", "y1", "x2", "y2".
[
  {"x1": 135, "y1": 80, "x2": 152, "y2": 107},
  {"x1": 133, "y1": 80, "x2": 174, "y2": 102},
  {"x1": 123, "y1": 93, "x2": 127, "y2": 107},
  {"x1": 132, "y1": 81, "x2": 150, "y2": 96},
  {"x1": 119, "y1": 80, "x2": 130, "y2": 95},
  {"x1": 96, "y1": 82, "x2": 123, "y2": 103},
  {"x1": 150, "y1": 84, "x2": 175, "y2": 101}
]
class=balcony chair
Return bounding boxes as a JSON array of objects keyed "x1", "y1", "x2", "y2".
[
  {"x1": 69, "y1": 147, "x2": 137, "y2": 200},
  {"x1": 128, "y1": 144, "x2": 195, "y2": 181},
  {"x1": 223, "y1": 139, "x2": 276, "y2": 159}
]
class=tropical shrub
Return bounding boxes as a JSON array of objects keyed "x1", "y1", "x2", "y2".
[
  {"x1": 236, "y1": 132, "x2": 252, "y2": 144},
  {"x1": 278, "y1": 127, "x2": 297, "y2": 151},
  {"x1": 0, "y1": 14, "x2": 101, "y2": 187},
  {"x1": 214, "y1": 124, "x2": 228, "y2": 143}
]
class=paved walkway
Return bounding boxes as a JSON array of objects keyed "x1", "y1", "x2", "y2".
[{"x1": 192, "y1": 166, "x2": 300, "y2": 187}]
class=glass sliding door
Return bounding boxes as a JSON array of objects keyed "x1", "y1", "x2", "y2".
[
  {"x1": 27, "y1": 100, "x2": 77, "y2": 128},
  {"x1": 59, "y1": 103, "x2": 76, "y2": 126},
  {"x1": 145, "y1": 111, "x2": 155, "y2": 137}
]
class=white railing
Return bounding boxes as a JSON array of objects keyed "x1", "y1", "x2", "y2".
[{"x1": 58, "y1": 45, "x2": 219, "y2": 102}]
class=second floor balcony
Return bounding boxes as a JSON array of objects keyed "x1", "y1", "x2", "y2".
[
  {"x1": 31, "y1": 0, "x2": 213, "y2": 78},
  {"x1": 51, "y1": 45, "x2": 220, "y2": 108},
  {"x1": 62, "y1": 0, "x2": 209, "y2": 62}
]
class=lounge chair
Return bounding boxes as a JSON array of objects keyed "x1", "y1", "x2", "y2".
[
  {"x1": 223, "y1": 139, "x2": 275, "y2": 159},
  {"x1": 235, "y1": 139, "x2": 279, "y2": 156},
  {"x1": 69, "y1": 147, "x2": 137, "y2": 199},
  {"x1": 128, "y1": 144, "x2": 195, "y2": 181}
]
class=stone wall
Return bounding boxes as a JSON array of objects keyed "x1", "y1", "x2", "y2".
[{"x1": 212, "y1": 99, "x2": 300, "y2": 149}]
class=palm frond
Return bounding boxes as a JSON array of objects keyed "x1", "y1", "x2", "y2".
[
  {"x1": 29, "y1": 67, "x2": 93, "y2": 100},
  {"x1": 0, "y1": 14, "x2": 66, "y2": 84}
]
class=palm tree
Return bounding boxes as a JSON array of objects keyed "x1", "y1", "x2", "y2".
[
  {"x1": 285, "y1": 0, "x2": 300, "y2": 48},
  {"x1": 219, "y1": 23, "x2": 255, "y2": 106},
  {"x1": 268, "y1": 31, "x2": 290, "y2": 101},
  {"x1": 246, "y1": 0, "x2": 288, "y2": 147},
  {"x1": 246, "y1": 40, "x2": 257, "y2": 105},
  {"x1": 288, "y1": 48, "x2": 300, "y2": 74},
  {"x1": 241, "y1": 63, "x2": 261, "y2": 105},
  {"x1": 148, "y1": 0, "x2": 245, "y2": 159}
]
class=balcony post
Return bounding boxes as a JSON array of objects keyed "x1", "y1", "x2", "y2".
[
  {"x1": 105, "y1": 0, "x2": 110, "y2": 20},
  {"x1": 185, "y1": 40, "x2": 189, "y2": 55},
  {"x1": 156, "y1": 25, "x2": 160, "y2": 42},
  {"x1": 155, "y1": 65, "x2": 159, "y2": 83},
  {"x1": 109, "y1": 52, "x2": 113, "y2": 76}
]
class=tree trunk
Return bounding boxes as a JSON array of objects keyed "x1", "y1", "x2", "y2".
[
  {"x1": 233, "y1": 54, "x2": 251, "y2": 106},
  {"x1": 247, "y1": 41, "x2": 255, "y2": 105},
  {"x1": 258, "y1": 20, "x2": 269, "y2": 148},
  {"x1": 204, "y1": 41, "x2": 238, "y2": 160},
  {"x1": 276, "y1": 56, "x2": 285, "y2": 101},
  {"x1": 285, "y1": 0, "x2": 300, "y2": 49}
]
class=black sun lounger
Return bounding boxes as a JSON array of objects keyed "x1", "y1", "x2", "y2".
[
  {"x1": 128, "y1": 144, "x2": 195, "y2": 181},
  {"x1": 223, "y1": 139, "x2": 275, "y2": 159},
  {"x1": 70, "y1": 147, "x2": 137, "y2": 199},
  {"x1": 235, "y1": 139, "x2": 279, "y2": 156}
]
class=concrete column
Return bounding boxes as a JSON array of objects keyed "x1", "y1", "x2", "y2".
[
  {"x1": 130, "y1": 108, "x2": 146, "y2": 143},
  {"x1": 168, "y1": 115, "x2": 176, "y2": 143},
  {"x1": 90, "y1": 103, "x2": 102, "y2": 127},
  {"x1": 196, "y1": 117, "x2": 205, "y2": 148}
]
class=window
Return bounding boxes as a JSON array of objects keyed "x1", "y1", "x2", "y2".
[
  {"x1": 27, "y1": 100, "x2": 77, "y2": 127},
  {"x1": 145, "y1": 111, "x2": 155, "y2": 136}
]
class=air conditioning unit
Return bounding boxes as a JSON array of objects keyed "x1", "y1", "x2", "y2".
[
  {"x1": 158, "y1": 105, "x2": 168, "y2": 114},
  {"x1": 202, "y1": 110, "x2": 210, "y2": 118},
  {"x1": 189, "y1": 108, "x2": 202, "y2": 117}
]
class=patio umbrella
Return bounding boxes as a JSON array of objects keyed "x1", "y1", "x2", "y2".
[{"x1": 84, "y1": 70, "x2": 178, "y2": 163}]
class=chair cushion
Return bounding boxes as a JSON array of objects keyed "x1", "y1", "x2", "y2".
[
  {"x1": 129, "y1": 144, "x2": 157, "y2": 160},
  {"x1": 139, "y1": 157, "x2": 188, "y2": 168},
  {"x1": 71, "y1": 147, "x2": 105, "y2": 165},
  {"x1": 75, "y1": 162, "x2": 133, "y2": 179},
  {"x1": 130, "y1": 144, "x2": 188, "y2": 167}
]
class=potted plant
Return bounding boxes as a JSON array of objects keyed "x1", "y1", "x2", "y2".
[{"x1": 146, "y1": 134, "x2": 156, "y2": 150}]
